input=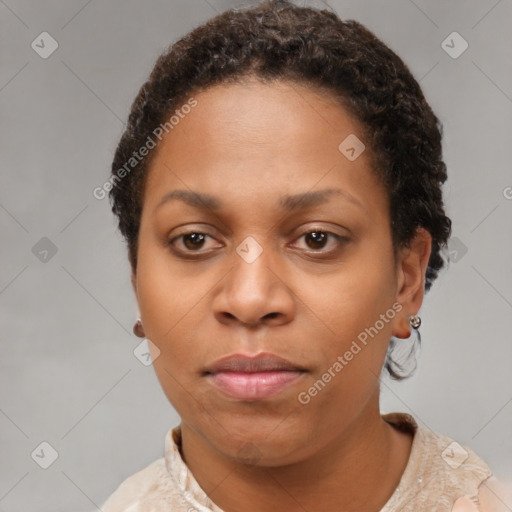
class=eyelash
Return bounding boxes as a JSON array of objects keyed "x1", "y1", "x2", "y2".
[{"x1": 167, "y1": 228, "x2": 348, "y2": 258}]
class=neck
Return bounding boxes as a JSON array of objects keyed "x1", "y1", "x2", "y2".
[{"x1": 179, "y1": 401, "x2": 413, "y2": 512}]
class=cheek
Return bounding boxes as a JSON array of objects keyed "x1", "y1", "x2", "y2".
[
  {"x1": 136, "y1": 246, "x2": 192, "y2": 336},
  {"x1": 151, "y1": 356, "x2": 207, "y2": 427},
  {"x1": 135, "y1": 246, "x2": 213, "y2": 370},
  {"x1": 301, "y1": 251, "x2": 395, "y2": 342},
  {"x1": 295, "y1": 250, "x2": 397, "y2": 404}
]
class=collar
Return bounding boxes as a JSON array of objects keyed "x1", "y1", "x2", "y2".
[{"x1": 163, "y1": 413, "x2": 426, "y2": 512}]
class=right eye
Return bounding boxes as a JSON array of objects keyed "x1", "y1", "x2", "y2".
[{"x1": 168, "y1": 231, "x2": 221, "y2": 255}]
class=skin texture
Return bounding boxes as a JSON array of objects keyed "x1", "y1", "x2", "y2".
[{"x1": 131, "y1": 78, "x2": 432, "y2": 512}]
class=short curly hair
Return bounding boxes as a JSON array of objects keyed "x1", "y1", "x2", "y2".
[{"x1": 108, "y1": 0, "x2": 452, "y2": 379}]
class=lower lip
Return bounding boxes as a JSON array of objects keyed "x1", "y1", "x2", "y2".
[{"x1": 207, "y1": 371, "x2": 304, "y2": 400}]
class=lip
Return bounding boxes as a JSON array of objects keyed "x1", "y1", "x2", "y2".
[
  {"x1": 204, "y1": 352, "x2": 305, "y2": 374},
  {"x1": 204, "y1": 353, "x2": 306, "y2": 400}
]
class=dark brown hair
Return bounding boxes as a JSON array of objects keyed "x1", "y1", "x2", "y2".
[{"x1": 109, "y1": 0, "x2": 452, "y2": 379}]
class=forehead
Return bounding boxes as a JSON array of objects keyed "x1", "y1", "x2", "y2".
[
  {"x1": 142, "y1": 78, "x2": 386, "y2": 217},
  {"x1": 174, "y1": 78, "x2": 359, "y2": 146}
]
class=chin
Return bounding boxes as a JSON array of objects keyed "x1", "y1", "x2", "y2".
[{"x1": 206, "y1": 414, "x2": 315, "y2": 467}]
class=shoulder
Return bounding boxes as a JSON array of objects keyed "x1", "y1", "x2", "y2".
[
  {"x1": 474, "y1": 476, "x2": 512, "y2": 512},
  {"x1": 98, "y1": 425, "x2": 202, "y2": 511},
  {"x1": 415, "y1": 420, "x2": 493, "y2": 509},
  {"x1": 99, "y1": 457, "x2": 173, "y2": 512},
  {"x1": 381, "y1": 413, "x2": 494, "y2": 511},
  {"x1": 421, "y1": 425, "x2": 492, "y2": 484}
]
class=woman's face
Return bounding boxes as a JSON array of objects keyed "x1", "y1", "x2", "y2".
[{"x1": 133, "y1": 78, "x2": 429, "y2": 465}]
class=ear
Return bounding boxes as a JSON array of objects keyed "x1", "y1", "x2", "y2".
[
  {"x1": 130, "y1": 268, "x2": 146, "y2": 338},
  {"x1": 131, "y1": 268, "x2": 141, "y2": 312},
  {"x1": 392, "y1": 227, "x2": 432, "y2": 339},
  {"x1": 131, "y1": 269, "x2": 137, "y2": 296}
]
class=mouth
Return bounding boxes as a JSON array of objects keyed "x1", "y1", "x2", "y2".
[{"x1": 203, "y1": 352, "x2": 307, "y2": 401}]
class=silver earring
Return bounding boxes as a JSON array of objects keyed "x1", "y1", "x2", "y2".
[{"x1": 408, "y1": 314, "x2": 421, "y2": 329}]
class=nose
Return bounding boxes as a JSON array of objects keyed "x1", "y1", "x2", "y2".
[{"x1": 213, "y1": 244, "x2": 295, "y2": 328}]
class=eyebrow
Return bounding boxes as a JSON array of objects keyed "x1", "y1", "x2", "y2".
[{"x1": 154, "y1": 187, "x2": 365, "y2": 214}]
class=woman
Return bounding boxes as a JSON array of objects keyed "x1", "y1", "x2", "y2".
[{"x1": 100, "y1": 1, "x2": 507, "y2": 510}]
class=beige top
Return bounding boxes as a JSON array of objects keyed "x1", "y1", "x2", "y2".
[{"x1": 99, "y1": 412, "x2": 505, "y2": 512}]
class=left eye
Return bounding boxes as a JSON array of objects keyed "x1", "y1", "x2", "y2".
[{"x1": 293, "y1": 229, "x2": 344, "y2": 252}]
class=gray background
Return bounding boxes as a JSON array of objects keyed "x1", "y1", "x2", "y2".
[{"x1": 1, "y1": 0, "x2": 511, "y2": 510}]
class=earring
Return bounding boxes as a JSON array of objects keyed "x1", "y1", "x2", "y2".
[
  {"x1": 408, "y1": 314, "x2": 421, "y2": 330},
  {"x1": 133, "y1": 318, "x2": 145, "y2": 338}
]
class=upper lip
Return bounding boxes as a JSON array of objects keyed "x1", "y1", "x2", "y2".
[{"x1": 204, "y1": 352, "x2": 306, "y2": 374}]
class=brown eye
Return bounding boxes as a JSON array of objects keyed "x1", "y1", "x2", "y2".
[
  {"x1": 168, "y1": 231, "x2": 217, "y2": 254},
  {"x1": 182, "y1": 232, "x2": 207, "y2": 250},
  {"x1": 304, "y1": 231, "x2": 328, "y2": 250},
  {"x1": 292, "y1": 229, "x2": 347, "y2": 256}
]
